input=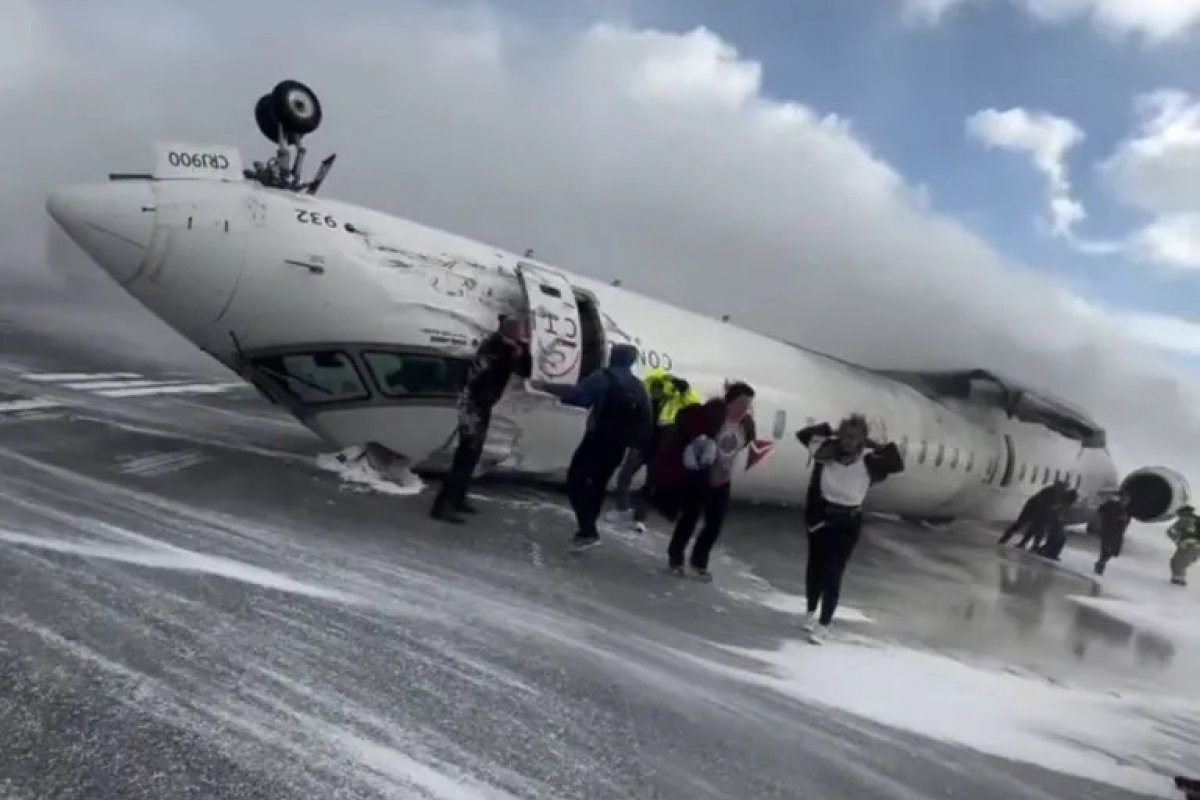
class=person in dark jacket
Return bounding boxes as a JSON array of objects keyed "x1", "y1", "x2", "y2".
[
  {"x1": 430, "y1": 316, "x2": 531, "y2": 524},
  {"x1": 998, "y1": 482, "x2": 1067, "y2": 549},
  {"x1": 556, "y1": 343, "x2": 652, "y2": 550},
  {"x1": 1089, "y1": 491, "x2": 1132, "y2": 575},
  {"x1": 1035, "y1": 488, "x2": 1078, "y2": 561},
  {"x1": 795, "y1": 415, "x2": 904, "y2": 644},
  {"x1": 1176, "y1": 775, "x2": 1200, "y2": 800},
  {"x1": 665, "y1": 382, "x2": 757, "y2": 581}
]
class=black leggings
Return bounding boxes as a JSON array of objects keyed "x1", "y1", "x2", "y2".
[
  {"x1": 668, "y1": 482, "x2": 731, "y2": 570},
  {"x1": 566, "y1": 434, "x2": 626, "y2": 539},
  {"x1": 805, "y1": 514, "x2": 863, "y2": 626}
]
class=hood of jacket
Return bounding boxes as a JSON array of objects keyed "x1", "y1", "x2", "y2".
[{"x1": 609, "y1": 343, "x2": 639, "y2": 372}]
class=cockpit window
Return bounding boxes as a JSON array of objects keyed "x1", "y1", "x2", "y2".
[
  {"x1": 363, "y1": 351, "x2": 469, "y2": 397},
  {"x1": 253, "y1": 350, "x2": 369, "y2": 405}
]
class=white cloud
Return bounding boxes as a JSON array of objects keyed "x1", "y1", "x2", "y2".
[
  {"x1": 965, "y1": 107, "x2": 1086, "y2": 238},
  {"x1": 4, "y1": 1, "x2": 1200, "y2": 481},
  {"x1": 901, "y1": 0, "x2": 1200, "y2": 41},
  {"x1": 1098, "y1": 90, "x2": 1200, "y2": 271}
]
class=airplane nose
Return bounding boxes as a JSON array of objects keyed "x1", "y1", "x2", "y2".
[{"x1": 46, "y1": 181, "x2": 155, "y2": 284}]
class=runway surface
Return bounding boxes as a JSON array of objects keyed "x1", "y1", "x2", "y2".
[{"x1": 0, "y1": 283, "x2": 1196, "y2": 800}]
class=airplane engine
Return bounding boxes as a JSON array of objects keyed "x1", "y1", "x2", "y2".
[{"x1": 1120, "y1": 467, "x2": 1192, "y2": 523}]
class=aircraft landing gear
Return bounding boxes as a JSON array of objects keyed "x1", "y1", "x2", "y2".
[{"x1": 245, "y1": 79, "x2": 335, "y2": 194}]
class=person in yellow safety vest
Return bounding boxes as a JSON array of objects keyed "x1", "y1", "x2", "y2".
[
  {"x1": 612, "y1": 370, "x2": 701, "y2": 530},
  {"x1": 1168, "y1": 505, "x2": 1200, "y2": 586}
]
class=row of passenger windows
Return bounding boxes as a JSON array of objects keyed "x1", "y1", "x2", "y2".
[
  {"x1": 768, "y1": 409, "x2": 1080, "y2": 489},
  {"x1": 252, "y1": 349, "x2": 468, "y2": 405},
  {"x1": 262, "y1": 353, "x2": 1083, "y2": 491}
]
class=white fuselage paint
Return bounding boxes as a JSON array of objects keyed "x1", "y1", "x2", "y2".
[{"x1": 48, "y1": 162, "x2": 1142, "y2": 524}]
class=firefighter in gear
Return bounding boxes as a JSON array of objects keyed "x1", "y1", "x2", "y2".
[
  {"x1": 1168, "y1": 506, "x2": 1200, "y2": 586},
  {"x1": 612, "y1": 370, "x2": 701, "y2": 529}
]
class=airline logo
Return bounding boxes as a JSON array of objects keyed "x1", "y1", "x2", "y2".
[{"x1": 746, "y1": 439, "x2": 774, "y2": 471}]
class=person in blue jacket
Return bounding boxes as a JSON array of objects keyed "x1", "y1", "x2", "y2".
[{"x1": 551, "y1": 344, "x2": 653, "y2": 550}]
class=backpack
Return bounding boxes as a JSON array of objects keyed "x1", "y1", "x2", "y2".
[{"x1": 595, "y1": 369, "x2": 644, "y2": 446}]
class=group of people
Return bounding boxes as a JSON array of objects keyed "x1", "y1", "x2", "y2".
[
  {"x1": 997, "y1": 475, "x2": 1200, "y2": 585},
  {"x1": 429, "y1": 318, "x2": 907, "y2": 643}
]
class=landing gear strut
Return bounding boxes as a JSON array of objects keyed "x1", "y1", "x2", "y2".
[{"x1": 245, "y1": 79, "x2": 336, "y2": 194}]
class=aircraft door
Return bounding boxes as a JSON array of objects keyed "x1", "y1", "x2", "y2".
[{"x1": 517, "y1": 262, "x2": 584, "y2": 387}]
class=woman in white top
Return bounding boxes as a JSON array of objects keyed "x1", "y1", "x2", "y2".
[{"x1": 794, "y1": 414, "x2": 904, "y2": 643}]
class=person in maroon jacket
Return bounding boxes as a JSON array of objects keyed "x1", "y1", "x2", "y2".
[{"x1": 658, "y1": 383, "x2": 757, "y2": 581}]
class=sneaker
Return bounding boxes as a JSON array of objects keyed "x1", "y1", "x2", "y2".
[
  {"x1": 571, "y1": 534, "x2": 602, "y2": 552},
  {"x1": 1171, "y1": 576, "x2": 1187, "y2": 586},
  {"x1": 807, "y1": 625, "x2": 829, "y2": 646},
  {"x1": 453, "y1": 502, "x2": 479, "y2": 515},
  {"x1": 430, "y1": 508, "x2": 466, "y2": 525},
  {"x1": 689, "y1": 567, "x2": 713, "y2": 583},
  {"x1": 800, "y1": 611, "x2": 818, "y2": 633},
  {"x1": 632, "y1": 521, "x2": 647, "y2": 533},
  {"x1": 1093, "y1": 561, "x2": 1105, "y2": 576}
]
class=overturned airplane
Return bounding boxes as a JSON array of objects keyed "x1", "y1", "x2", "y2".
[{"x1": 45, "y1": 80, "x2": 1190, "y2": 524}]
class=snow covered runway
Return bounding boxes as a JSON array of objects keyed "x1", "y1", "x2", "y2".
[{"x1": 0, "y1": 289, "x2": 1195, "y2": 800}]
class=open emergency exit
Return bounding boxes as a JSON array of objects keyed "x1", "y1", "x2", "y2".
[{"x1": 516, "y1": 262, "x2": 606, "y2": 387}]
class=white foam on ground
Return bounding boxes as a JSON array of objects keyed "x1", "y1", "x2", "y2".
[
  {"x1": 711, "y1": 637, "x2": 1189, "y2": 798},
  {"x1": 97, "y1": 382, "x2": 243, "y2": 398},
  {"x1": 752, "y1": 591, "x2": 874, "y2": 623},
  {"x1": 1066, "y1": 595, "x2": 1200, "y2": 642},
  {"x1": 0, "y1": 397, "x2": 63, "y2": 413},
  {"x1": 22, "y1": 371, "x2": 141, "y2": 381},
  {"x1": 315, "y1": 446, "x2": 425, "y2": 496},
  {"x1": 0, "y1": 528, "x2": 361, "y2": 605}
]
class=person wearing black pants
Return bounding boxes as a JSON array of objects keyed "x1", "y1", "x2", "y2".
[
  {"x1": 666, "y1": 382, "x2": 756, "y2": 582},
  {"x1": 431, "y1": 316, "x2": 531, "y2": 524},
  {"x1": 998, "y1": 483, "x2": 1065, "y2": 548},
  {"x1": 805, "y1": 508, "x2": 863, "y2": 629},
  {"x1": 796, "y1": 415, "x2": 904, "y2": 644},
  {"x1": 551, "y1": 343, "x2": 652, "y2": 550}
]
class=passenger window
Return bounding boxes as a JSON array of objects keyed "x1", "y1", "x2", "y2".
[
  {"x1": 934, "y1": 444, "x2": 945, "y2": 468},
  {"x1": 1018, "y1": 463, "x2": 1027, "y2": 482},
  {"x1": 1030, "y1": 466, "x2": 1039, "y2": 484},
  {"x1": 917, "y1": 441, "x2": 928, "y2": 464},
  {"x1": 965, "y1": 450, "x2": 975, "y2": 472},
  {"x1": 253, "y1": 350, "x2": 369, "y2": 405},
  {"x1": 772, "y1": 409, "x2": 787, "y2": 440},
  {"x1": 949, "y1": 447, "x2": 959, "y2": 469},
  {"x1": 899, "y1": 435, "x2": 909, "y2": 460},
  {"x1": 363, "y1": 351, "x2": 470, "y2": 397},
  {"x1": 1043, "y1": 469, "x2": 1052, "y2": 486},
  {"x1": 1073, "y1": 474, "x2": 1082, "y2": 490}
]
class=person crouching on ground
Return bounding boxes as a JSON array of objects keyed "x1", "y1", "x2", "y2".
[
  {"x1": 553, "y1": 344, "x2": 652, "y2": 551},
  {"x1": 795, "y1": 414, "x2": 904, "y2": 644},
  {"x1": 664, "y1": 382, "x2": 757, "y2": 582}
]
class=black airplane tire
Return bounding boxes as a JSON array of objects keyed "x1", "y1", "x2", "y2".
[
  {"x1": 271, "y1": 80, "x2": 322, "y2": 137},
  {"x1": 254, "y1": 94, "x2": 279, "y2": 143}
]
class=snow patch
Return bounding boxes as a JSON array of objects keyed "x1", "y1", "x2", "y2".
[
  {"x1": 0, "y1": 528, "x2": 362, "y2": 606},
  {"x1": 753, "y1": 591, "x2": 874, "y2": 623},
  {"x1": 315, "y1": 445, "x2": 425, "y2": 496},
  {"x1": 711, "y1": 637, "x2": 1190, "y2": 798},
  {"x1": 1066, "y1": 595, "x2": 1200, "y2": 642}
]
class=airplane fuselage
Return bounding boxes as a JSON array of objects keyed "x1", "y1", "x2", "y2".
[{"x1": 45, "y1": 144, "x2": 1190, "y2": 525}]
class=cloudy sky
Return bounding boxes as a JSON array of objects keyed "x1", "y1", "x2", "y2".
[{"x1": 2, "y1": 0, "x2": 1199, "y2": 481}]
